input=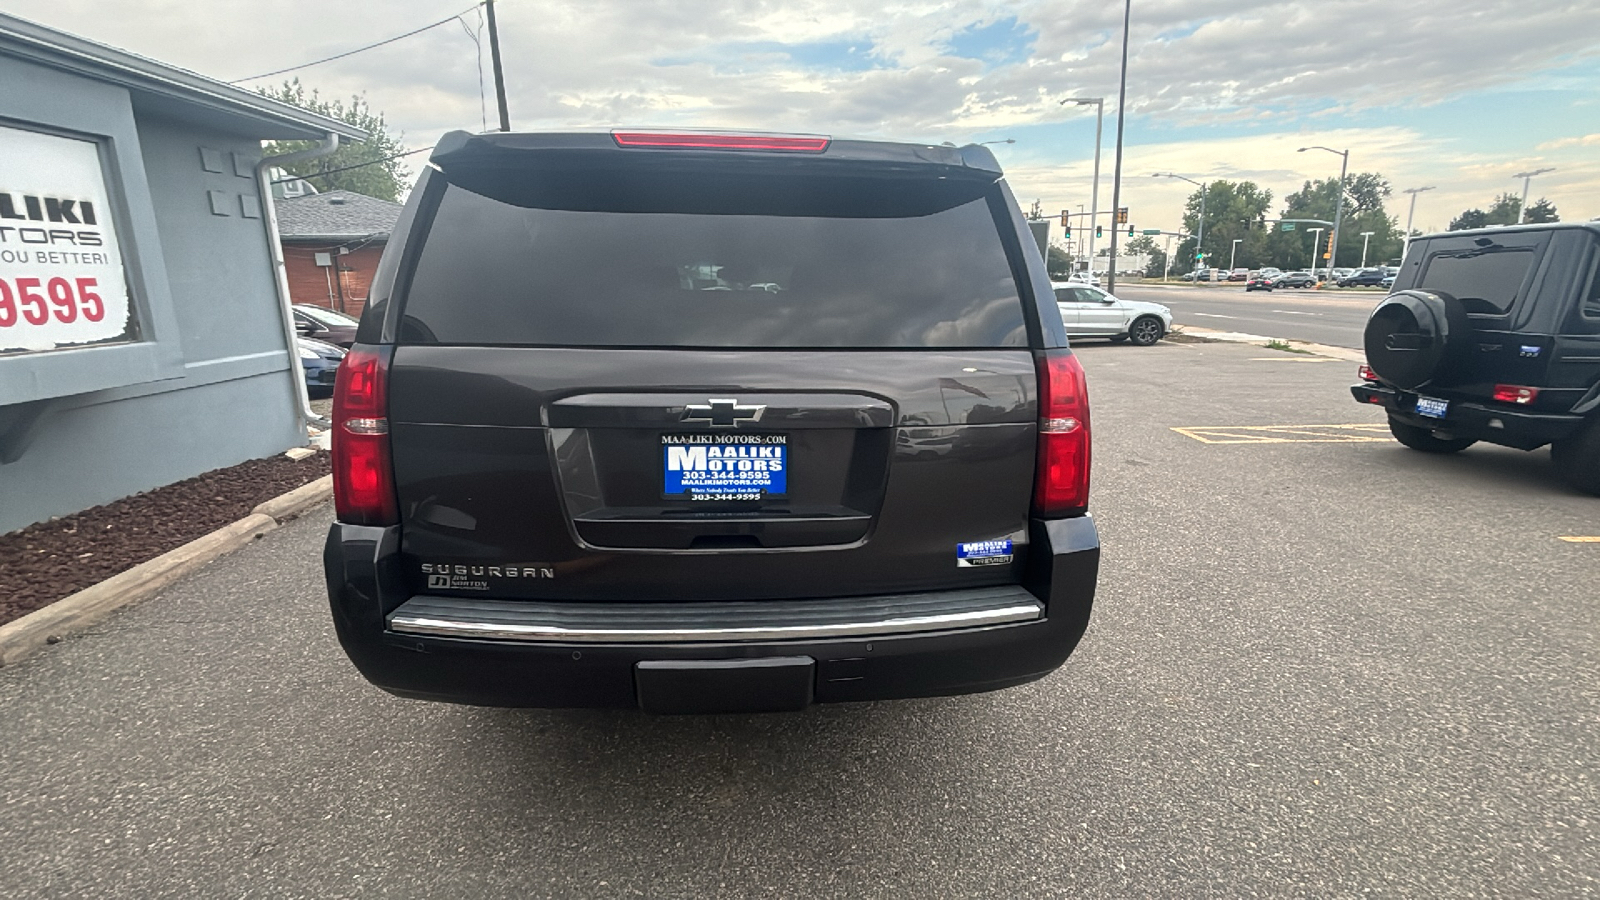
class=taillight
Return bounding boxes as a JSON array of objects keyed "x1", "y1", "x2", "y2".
[
  {"x1": 1357, "y1": 364, "x2": 1379, "y2": 382},
  {"x1": 1034, "y1": 352, "x2": 1091, "y2": 517},
  {"x1": 332, "y1": 346, "x2": 398, "y2": 525},
  {"x1": 1493, "y1": 384, "x2": 1539, "y2": 405},
  {"x1": 611, "y1": 130, "x2": 830, "y2": 152}
]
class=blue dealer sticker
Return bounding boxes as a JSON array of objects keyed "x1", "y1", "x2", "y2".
[
  {"x1": 663, "y1": 434, "x2": 787, "y2": 500},
  {"x1": 957, "y1": 539, "x2": 1014, "y2": 567}
]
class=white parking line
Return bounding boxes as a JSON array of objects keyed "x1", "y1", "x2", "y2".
[
  {"x1": 1192, "y1": 312, "x2": 1236, "y2": 319},
  {"x1": 1271, "y1": 310, "x2": 1323, "y2": 316}
]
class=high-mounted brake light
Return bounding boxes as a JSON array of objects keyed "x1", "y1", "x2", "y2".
[
  {"x1": 332, "y1": 346, "x2": 398, "y2": 526},
  {"x1": 1493, "y1": 384, "x2": 1539, "y2": 405},
  {"x1": 611, "y1": 131, "x2": 831, "y2": 153},
  {"x1": 1034, "y1": 352, "x2": 1091, "y2": 516}
]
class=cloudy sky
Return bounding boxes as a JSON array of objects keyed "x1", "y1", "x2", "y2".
[{"x1": 12, "y1": 0, "x2": 1599, "y2": 233}]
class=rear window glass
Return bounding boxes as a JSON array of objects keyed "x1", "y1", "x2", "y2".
[
  {"x1": 398, "y1": 176, "x2": 1025, "y2": 348},
  {"x1": 1418, "y1": 247, "x2": 1535, "y2": 315}
]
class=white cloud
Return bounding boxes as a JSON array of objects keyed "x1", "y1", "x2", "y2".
[
  {"x1": 6, "y1": 0, "x2": 1598, "y2": 221},
  {"x1": 1537, "y1": 133, "x2": 1600, "y2": 151}
]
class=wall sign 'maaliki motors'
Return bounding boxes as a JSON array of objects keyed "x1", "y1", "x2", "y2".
[{"x1": 0, "y1": 125, "x2": 136, "y2": 354}]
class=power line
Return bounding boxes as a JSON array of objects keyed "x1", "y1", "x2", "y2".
[
  {"x1": 269, "y1": 147, "x2": 431, "y2": 184},
  {"x1": 231, "y1": 3, "x2": 484, "y2": 83}
]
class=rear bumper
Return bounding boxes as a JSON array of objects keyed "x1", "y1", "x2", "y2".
[
  {"x1": 323, "y1": 516, "x2": 1100, "y2": 711},
  {"x1": 1351, "y1": 382, "x2": 1585, "y2": 450}
]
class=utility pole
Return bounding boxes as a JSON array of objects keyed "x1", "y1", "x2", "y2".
[
  {"x1": 1154, "y1": 173, "x2": 1207, "y2": 276},
  {"x1": 1104, "y1": 0, "x2": 1132, "y2": 295},
  {"x1": 1513, "y1": 168, "x2": 1554, "y2": 223},
  {"x1": 1299, "y1": 146, "x2": 1348, "y2": 278},
  {"x1": 485, "y1": 0, "x2": 511, "y2": 131},
  {"x1": 1401, "y1": 186, "x2": 1434, "y2": 259}
]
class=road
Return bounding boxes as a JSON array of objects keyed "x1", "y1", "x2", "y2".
[
  {"x1": 1117, "y1": 283, "x2": 1378, "y2": 349},
  {"x1": 2, "y1": 340, "x2": 1597, "y2": 897}
]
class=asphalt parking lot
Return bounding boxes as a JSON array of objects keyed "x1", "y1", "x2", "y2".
[{"x1": 2, "y1": 339, "x2": 1596, "y2": 898}]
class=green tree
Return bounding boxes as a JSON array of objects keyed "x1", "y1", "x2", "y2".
[
  {"x1": 1449, "y1": 208, "x2": 1490, "y2": 230},
  {"x1": 1266, "y1": 173, "x2": 1402, "y2": 269},
  {"x1": 1172, "y1": 180, "x2": 1274, "y2": 272},
  {"x1": 259, "y1": 79, "x2": 409, "y2": 201},
  {"x1": 1522, "y1": 198, "x2": 1559, "y2": 223},
  {"x1": 1486, "y1": 192, "x2": 1523, "y2": 226},
  {"x1": 1449, "y1": 193, "x2": 1528, "y2": 231},
  {"x1": 1046, "y1": 245, "x2": 1075, "y2": 278}
]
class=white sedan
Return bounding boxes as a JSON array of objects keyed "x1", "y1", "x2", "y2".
[{"x1": 1052, "y1": 282, "x2": 1173, "y2": 346}]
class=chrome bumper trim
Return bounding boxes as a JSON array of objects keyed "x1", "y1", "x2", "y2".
[{"x1": 387, "y1": 598, "x2": 1043, "y2": 644}]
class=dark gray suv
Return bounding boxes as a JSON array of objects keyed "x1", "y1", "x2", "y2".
[{"x1": 323, "y1": 130, "x2": 1100, "y2": 713}]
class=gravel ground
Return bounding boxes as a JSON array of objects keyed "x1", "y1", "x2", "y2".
[{"x1": 0, "y1": 452, "x2": 330, "y2": 625}]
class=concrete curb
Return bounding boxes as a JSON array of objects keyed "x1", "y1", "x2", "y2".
[
  {"x1": 1172, "y1": 325, "x2": 1366, "y2": 363},
  {"x1": 252, "y1": 474, "x2": 333, "y2": 522},
  {"x1": 0, "y1": 476, "x2": 333, "y2": 668}
]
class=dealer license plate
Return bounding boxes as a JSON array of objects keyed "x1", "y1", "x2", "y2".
[
  {"x1": 1415, "y1": 396, "x2": 1449, "y2": 419},
  {"x1": 663, "y1": 434, "x2": 788, "y2": 501}
]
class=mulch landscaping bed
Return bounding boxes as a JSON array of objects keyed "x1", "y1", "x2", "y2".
[{"x1": 0, "y1": 452, "x2": 330, "y2": 627}]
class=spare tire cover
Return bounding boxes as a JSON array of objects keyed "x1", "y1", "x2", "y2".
[{"x1": 1363, "y1": 290, "x2": 1470, "y2": 390}]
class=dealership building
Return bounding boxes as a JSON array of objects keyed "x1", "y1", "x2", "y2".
[{"x1": 0, "y1": 14, "x2": 366, "y2": 533}]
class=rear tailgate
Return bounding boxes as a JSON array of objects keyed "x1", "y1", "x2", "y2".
[
  {"x1": 383, "y1": 135, "x2": 1048, "y2": 602},
  {"x1": 388, "y1": 348, "x2": 1037, "y2": 600}
]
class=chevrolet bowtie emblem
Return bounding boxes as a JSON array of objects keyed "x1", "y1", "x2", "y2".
[{"x1": 681, "y1": 398, "x2": 766, "y2": 428}]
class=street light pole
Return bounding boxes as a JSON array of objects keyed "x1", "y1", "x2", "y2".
[
  {"x1": 1103, "y1": 0, "x2": 1132, "y2": 295},
  {"x1": 1401, "y1": 186, "x2": 1435, "y2": 258},
  {"x1": 1359, "y1": 231, "x2": 1375, "y2": 267},
  {"x1": 1300, "y1": 146, "x2": 1348, "y2": 278},
  {"x1": 1061, "y1": 98, "x2": 1104, "y2": 276},
  {"x1": 1229, "y1": 238, "x2": 1242, "y2": 271},
  {"x1": 1513, "y1": 167, "x2": 1555, "y2": 223},
  {"x1": 1154, "y1": 173, "x2": 1207, "y2": 276}
]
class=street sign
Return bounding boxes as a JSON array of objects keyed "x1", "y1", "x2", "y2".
[
  {"x1": 1281, "y1": 223, "x2": 1296, "y2": 231},
  {"x1": 1142, "y1": 229, "x2": 1162, "y2": 235}
]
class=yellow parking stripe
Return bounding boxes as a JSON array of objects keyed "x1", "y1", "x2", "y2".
[
  {"x1": 1172, "y1": 423, "x2": 1391, "y2": 444},
  {"x1": 1558, "y1": 536, "x2": 1600, "y2": 543}
]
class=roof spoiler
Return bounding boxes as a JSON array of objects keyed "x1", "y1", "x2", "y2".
[{"x1": 428, "y1": 130, "x2": 1003, "y2": 177}]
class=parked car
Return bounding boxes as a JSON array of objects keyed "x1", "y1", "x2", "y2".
[
  {"x1": 324, "y1": 129, "x2": 1102, "y2": 712},
  {"x1": 1353, "y1": 222, "x2": 1600, "y2": 494},
  {"x1": 1066, "y1": 271, "x2": 1102, "y2": 288},
  {"x1": 1053, "y1": 282, "x2": 1171, "y2": 344},
  {"x1": 1338, "y1": 267, "x2": 1388, "y2": 287},
  {"x1": 292, "y1": 304, "x2": 360, "y2": 348},
  {"x1": 1228, "y1": 267, "x2": 1249, "y2": 281},
  {"x1": 1244, "y1": 273, "x2": 1277, "y2": 291},
  {"x1": 1276, "y1": 271, "x2": 1317, "y2": 288},
  {"x1": 298, "y1": 336, "x2": 345, "y2": 398}
]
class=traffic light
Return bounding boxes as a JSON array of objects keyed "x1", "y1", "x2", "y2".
[
  {"x1": 1116, "y1": 207, "x2": 1128, "y2": 225},
  {"x1": 1095, "y1": 225, "x2": 1103, "y2": 238},
  {"x1": 1060, "y1": 210, "x2": 1069, "y2": 227},
  {"x1": 1127, "y1": 225, "x2": 1135, "y2": 237}
]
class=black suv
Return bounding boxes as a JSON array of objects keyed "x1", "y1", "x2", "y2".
[
  {"x1": 1353, "y1": 223, "x2": 1600, "y2": 494},
  {"x1": 323, "y1": 130, "x2": 1101, "y2": 712}
]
